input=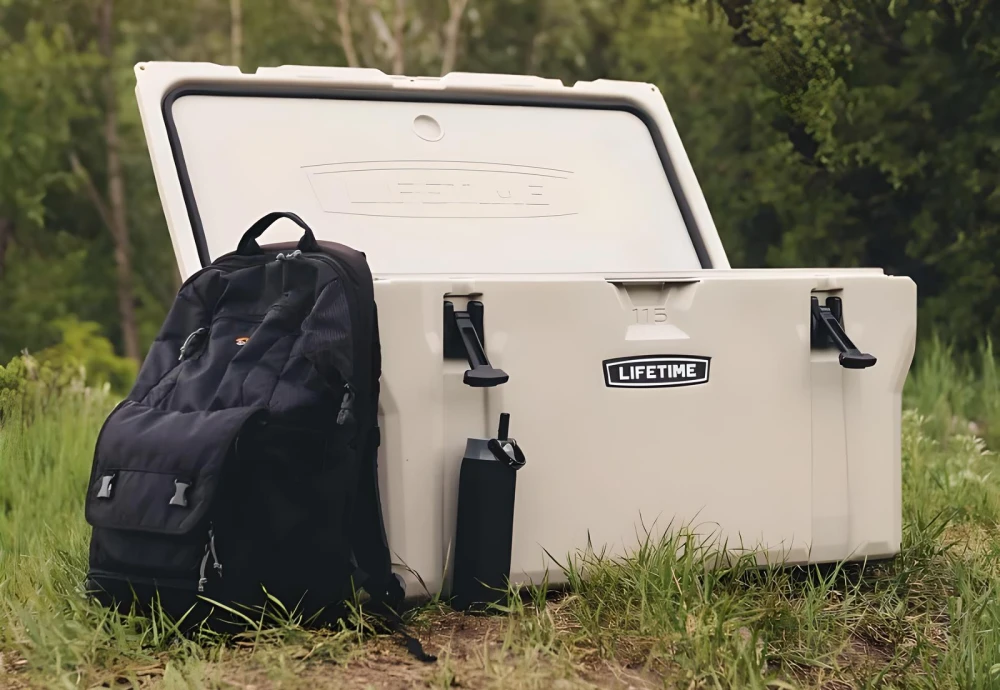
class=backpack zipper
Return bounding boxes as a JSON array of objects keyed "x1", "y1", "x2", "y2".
[
  {"x1": 88, "y1": 569, "x2": 200, "y2": 592},
  {"x1": 197, "y1": 524, "x2": 223, "y2": 593},
  {"x1": 178, "y1": 327, "x2": 209, "y2": 361},
  {"x1": 337, "y1": 384, "x2": 355, "y2": 425},
  {"x1": 209, "y1": 526, "x2": 222, "y2": 577}
]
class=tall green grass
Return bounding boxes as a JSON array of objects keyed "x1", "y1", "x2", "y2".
[
  {"x1": 2, "y1": 340, "x2": 1000, "y2": 688},
  {"x1": 904, "y1": 337, "x2": 1000, "y2": 448}
]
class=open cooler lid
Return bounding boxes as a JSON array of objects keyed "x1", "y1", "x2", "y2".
[{"x1": 134, "y1": 62, "x2": 730, "y2": 279}]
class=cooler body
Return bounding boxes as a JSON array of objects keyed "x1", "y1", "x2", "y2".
[{"x1": 372, "y1": 272, "x2": 915, "y2": 598}]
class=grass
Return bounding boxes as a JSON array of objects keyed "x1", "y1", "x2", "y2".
[{"x1": 1, "y1": 338, "x2": 1000, "y2": 688}]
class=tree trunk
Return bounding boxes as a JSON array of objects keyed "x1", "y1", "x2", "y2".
[
  {"x1": 0, "y1": 218, "x2": 10, "y2": 280},
  {"x1": 392, "y1": 0, "x2": 406, "y2": 74},
  {"x1": 524, "y1": 0, "x2": 547, "y2": 75},
  {"x1": 230, "y1": 0, "x2": 243, "y2": 67},
  {"x1": 364, "y1": 0, "x2": 397, "y2": 70},
  {"x1": 441, "y1": 0, "x2": 468, "y2": 76},
  {"x1": 99, "y1": 0, "x2": 141, "y2": 362},
  {"x1": 336, "y1": 0, "x2": 360, "y2": 67}
]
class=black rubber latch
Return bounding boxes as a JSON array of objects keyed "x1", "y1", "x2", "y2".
[
  {"x1": 810, "y1": 296, "x2": 877, "y2": 369},
  {"x1": 443, "y1": 301, "x2": 509, "y2": 387}
]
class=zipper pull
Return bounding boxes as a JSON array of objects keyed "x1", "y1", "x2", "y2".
[
  {"x1": 275, "y1": 250, "x2": 302, "y2": 262},
  {"x1": 198, "y1": 546, "x2": 210, "y2": 593},
  {"x1": 336, "y1": 384, "x2": 355, "y2": 425},
  {"x1": 209, "y1": 526, "x2": 223, "y2": 577},
  {"x1": 198, "y1": 526, "x2": 223, "y2": 593},
  {"x1": 178, "y1": 327, "x2": 208, "y2": 361}
]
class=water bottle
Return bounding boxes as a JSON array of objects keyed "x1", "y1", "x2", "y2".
[{"x1": 451, "y1": 412, "x2": 526, "y2": 613}]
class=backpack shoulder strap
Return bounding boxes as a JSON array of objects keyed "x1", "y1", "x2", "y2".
[
  {"x1": 351, "y1": 423, "x2": 396, "y2": 599},
  {"x1": 353, "y1": 557, "x2": 436, "y2": 664},
  {"x1": 348, "y1": 297, "x2": 394, "y2": 600},
  {"x1": 346, "y1": 301, "x2": 434, "y2": 662}
]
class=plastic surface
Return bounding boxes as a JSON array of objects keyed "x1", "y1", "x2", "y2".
[
  {"x1": 134, "y1": 62, "x2": 729, "y2": 278},
  {"x1": 133, "y1": 62, "x2": 917, "y2": 602},
  {"x1": 372, "y1": 274, "x2": 915, "y2": 597}
]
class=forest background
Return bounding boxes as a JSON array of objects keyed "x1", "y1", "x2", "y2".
[{"x1": 1, "y1": 0, "x2": 997, "y2": 380}]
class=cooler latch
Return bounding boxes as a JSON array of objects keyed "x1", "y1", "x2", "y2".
[
  {"x1": 444, "y1": 301, "x2": 509, "y2": 387},
  {"x1": 810, "y1": 296, "x2": 877, "y2": 369}
]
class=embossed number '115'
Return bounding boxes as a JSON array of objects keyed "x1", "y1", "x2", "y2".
[{"x1": 633, "y1": 307, "x2": 668, "y2": 324}]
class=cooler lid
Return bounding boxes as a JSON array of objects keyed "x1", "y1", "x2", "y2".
[{"x1": 134, "y1": 62, "x2": 729, "y2": 279}]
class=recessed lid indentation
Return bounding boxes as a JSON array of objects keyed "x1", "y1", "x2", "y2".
[{"x1": 413, "y1": 114, "x2": 444, "y2": 142}]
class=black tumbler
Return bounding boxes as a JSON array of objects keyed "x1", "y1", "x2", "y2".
[{"x1": 451, "y1": 413, "x2": 526, "y2": 613}]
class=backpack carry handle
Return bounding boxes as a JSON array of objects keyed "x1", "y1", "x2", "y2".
[{"x1": 237, "y1": 212, "x2": 322, "y2": 255}]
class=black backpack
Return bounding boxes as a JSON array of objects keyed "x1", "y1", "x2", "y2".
[{"x1": 83, "y1": 212, "x2": 430, "y2": 658}]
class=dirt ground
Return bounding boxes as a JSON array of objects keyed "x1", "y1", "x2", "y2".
[
  {"x1": 206, "y1": 610, "x2": 661, "y2": 690},
  {"x1": 0, "y1": 610, "x2": 662, "y2": 690}
]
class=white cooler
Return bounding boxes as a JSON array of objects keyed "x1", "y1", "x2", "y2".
[{"x1": 134, "y1": 62, "x2": 917, "y2": 601}]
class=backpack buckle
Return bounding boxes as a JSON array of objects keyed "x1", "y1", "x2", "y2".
[
  {"x1": 96, "y1": 473, "x2": 116, "y2": 499},
  {"x1": 169, "y1": 480, "x2": 191, "y2": 507}
]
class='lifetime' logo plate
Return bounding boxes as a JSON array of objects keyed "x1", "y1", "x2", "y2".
[{"x1": 603, "y1": 355, "x2": 711, "y2": 388}]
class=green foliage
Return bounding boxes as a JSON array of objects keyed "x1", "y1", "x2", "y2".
[
  {"x1": 33, "y1": 316, "x2": 137, "y2": 393},
  {"x1": 0, "y1": 237, "x2": 116, "y2": 364},
  {"x1": 602, "y1": 2, "x2": 827, "y2": 268},
  {"x1": 0, "y1": 19, "x2": 96, "y2": 230},
  {"x1": 0, "y1": 317, "x2": 132, "y2": 434},
  {"x1": 1, "y1": 0, "x2": 998, "y2": 360},
  {"x1": 0, "y1": 0, "x2": 173, "y2": 365},
  {"x1": 0, "y1": 353, "x2": 28, "y2": 410},
  {"x1": 730, "y1": 0, "x2": 1000, "y2": 346}
]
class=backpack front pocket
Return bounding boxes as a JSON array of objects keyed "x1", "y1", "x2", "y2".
[{"x1": 85, "y1": 403, "x2": 266, "y2": 595}]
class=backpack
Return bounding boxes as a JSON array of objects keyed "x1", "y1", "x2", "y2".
[{"x1": 83, "y1": 212, "x2": 431, "y2": 659}]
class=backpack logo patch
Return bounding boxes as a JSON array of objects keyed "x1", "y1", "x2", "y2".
[
  {"x1": 235, "y1": 337, "x2": 250, "y2": 346},
  {"x1": 603, "y1": 355, "x2": 710, "y2": 388}
]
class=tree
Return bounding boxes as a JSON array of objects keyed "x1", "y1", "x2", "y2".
[
  {"x1": 230, "y1": 0, "x2": 243, "y2": 68},
  {"x1": 289, "y1": 0, "x2": 471, "y2": 75},
  {"x1": 98, "y1": 0, "x2": 139, "y2": 362},
  {"x1": 0, "y1": 15, "x2": 102, "y2": 362},
  {"x1": 0, "y1": 19, "x2": 91, "y2": 278},
  {"x1": 0, "y1": 0, "x2": 222, "y2": 362},
  {"x1": 717, "y1": 0, "x2": 1000, "y2": 347}
]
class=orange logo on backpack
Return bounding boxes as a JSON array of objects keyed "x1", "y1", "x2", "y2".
[{"x1": 235, "y1": 337, "x2": 249, "y2": 346}]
